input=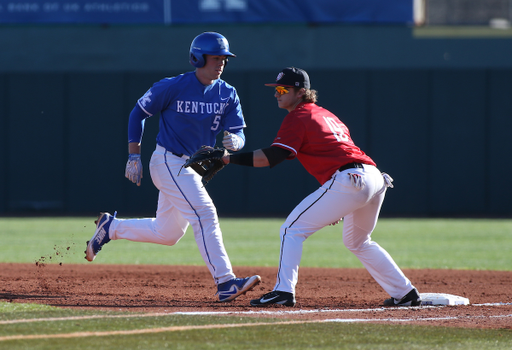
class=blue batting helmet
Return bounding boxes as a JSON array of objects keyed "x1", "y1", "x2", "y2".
[{"x1": 189, "y1": 32, "x2": 236, "y2": 68}]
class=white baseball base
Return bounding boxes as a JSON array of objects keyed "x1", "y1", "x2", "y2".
[{"x1": 420, "y1": 293, "x2": 470, "y2": 306}]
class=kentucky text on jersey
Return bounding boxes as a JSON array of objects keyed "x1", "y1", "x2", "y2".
[{"x1": 176, "y1": 100, "x2": 229, "y2": 115}]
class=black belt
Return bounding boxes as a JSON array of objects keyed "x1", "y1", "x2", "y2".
[
  {"x1": 171, "y1": 152, "x2": 184, "y2": 158},
  {"x1": 338, "y1": 162, "x2": 364, "y2": 172}
]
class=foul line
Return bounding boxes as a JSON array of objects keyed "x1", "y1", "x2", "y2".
[
  {"x1": 3, "y1": 314, "x2": 512, "y2": 342},
  {"x1": 324, "y1": 314, "x2": 512, "y2": 323},
  {"x1": 2, "y1": 302, "x2": 512, "y2": 325},
  {"x1": 1, "y1": 303, "x2": 512, "y2": 342},
  {"x1": 0, "y1": 306, "x2": 428, "y2": 325},
  {"x1": 0, "y1": 308, "x2": 400, "y2": 325},
  {"x1": 2, "y1": 303, "x2": 512, "y2": 325}
]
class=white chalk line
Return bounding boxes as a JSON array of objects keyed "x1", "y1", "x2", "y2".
[
  {"x1": 324, "y1": 314, "x2": 512, "y2": 323},
  {"x1": 1, "y1": 303, "x2": 511, "y2": 342},
  {"x1": 0, "y1": 307, "x2": 400, "y2": 325},
  {"x1": 2, "y1": 314, "x2": 512, "y2": 342},
  {"x1": 174, "y1": 302, "x2": 512, "y2": 317},
  {"x1": 2, "y1": 302, "x2": 511, "y2": 325},
  {"x1": 0, "y1": 306, "x2": 429, "y2": 325}
]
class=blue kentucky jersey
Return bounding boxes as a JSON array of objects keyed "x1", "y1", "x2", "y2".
[{"x1": 134, "y1": 71, "x2": 245, "y2": 156}]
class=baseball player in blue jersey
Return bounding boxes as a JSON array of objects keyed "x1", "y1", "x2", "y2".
[{"x1": 85, "y1": 32, "x2": 261, "y2": 302}]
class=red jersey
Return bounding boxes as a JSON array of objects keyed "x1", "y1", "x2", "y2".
[{"x1": 271, "y1": 102, "x2": 376, "y2": 185}]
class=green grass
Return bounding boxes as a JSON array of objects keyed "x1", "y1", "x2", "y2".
[
  {"x1": 0, "y1": 217, "x2": 511, "y2": 270},
  {"x1": 368, "y1": 219, "x2": 512, "y2": 270},
  {"x1": 1, "y1": 217, "x2": 512, "y2": 349},
  {"x1": 1, "y1": 302, "x2": 511, "y2": 350}
]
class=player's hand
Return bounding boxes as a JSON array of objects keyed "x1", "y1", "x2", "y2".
[
  {"x1": 125, "y1": 154, "x2": 142, "y2": 186},
  {"x1": 222, "y1": 131, "x2": 243, "y2": 151}
]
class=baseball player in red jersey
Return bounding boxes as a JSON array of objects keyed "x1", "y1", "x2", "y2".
[{"x1": 222, "y1": 67, "x2": 421, "y2": 307}]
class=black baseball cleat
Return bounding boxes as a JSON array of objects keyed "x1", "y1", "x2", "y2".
[
  {"x1": 383, "y1": 288, "x2": 422, "y2": 306},
  {"x1": 250, "y1": 291, "x2": 296, "y2": 307}
]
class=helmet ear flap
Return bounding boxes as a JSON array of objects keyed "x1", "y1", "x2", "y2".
[{"x1": 189, "y1": 52, "x2": 205, "y2": 68}]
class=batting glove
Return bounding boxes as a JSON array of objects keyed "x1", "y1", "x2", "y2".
[
  {"x1": 125, "y1": 154, "x2": 142, "y2": 186},
  {"x1": 222, "y1": 131, "x2": 244, "y2": 151}
]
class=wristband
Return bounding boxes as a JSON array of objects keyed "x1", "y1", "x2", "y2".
[{"x1": 229, "y1": 152, "x2": 254, "y2": 167}]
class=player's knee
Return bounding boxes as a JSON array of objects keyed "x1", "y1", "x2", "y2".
[
  {"x1": 162, "y1": 237, "x2": 181, "y2": 246},
  {"x1": 280, "y1": 225, "x2": 293, "y2": 238},
  {"x1": 152, "y1": 228, "x2": 183, "y2": 246},
  {"x1": 280, "y1": 226, "x2": 310, "y2": 240},
  {"x1": 343, "y1": 236, "x2": 370, "y2": 252}
]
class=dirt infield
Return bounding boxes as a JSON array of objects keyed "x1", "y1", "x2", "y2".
[{"x1": 1, "y1": 263, "x2": 511, "y2": 329}]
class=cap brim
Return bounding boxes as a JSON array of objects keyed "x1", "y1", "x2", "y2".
[{"x1": 264, "y1": 83, "x2": 295, "y2": 87}]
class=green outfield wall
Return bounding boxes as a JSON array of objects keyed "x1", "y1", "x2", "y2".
[{"x1": 1, "y1": 24, "x2": 511, "y2": 217}]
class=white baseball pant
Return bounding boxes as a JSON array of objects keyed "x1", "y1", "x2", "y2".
[
  {"x1": 274, "y1": 164, "x2": 414, "y2": 300},
  {"x1": 108, "y1": 145, "x2": 235, "y2": 285}
]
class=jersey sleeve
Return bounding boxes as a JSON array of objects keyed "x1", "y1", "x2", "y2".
[
  {"x1": 271, "y1": 112, "x2": 306, "y2": 159},
  {"x1": 128, "y1": 105, "x2": 148, "y2": 143},
  {"x1": 221, "y1": 87, "x2": 246, "y2": 132},
  {"x1": 130, "y1": 78, "x2": 176, "y2": 144},
  {"x1": 136, "y1": 78, "x2": 175, "y2": 117}
]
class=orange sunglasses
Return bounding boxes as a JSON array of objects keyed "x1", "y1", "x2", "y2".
[{"x1": 275, "y1": 86, "x2": 290, "y2": 95}]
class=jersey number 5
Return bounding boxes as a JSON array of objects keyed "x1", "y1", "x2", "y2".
[
  {"x1": 323, "y1": 116, "x2": 348, "y2": 142},
  {"x1": 211, "y1": 115, "x2": 221, "y2": 131}
]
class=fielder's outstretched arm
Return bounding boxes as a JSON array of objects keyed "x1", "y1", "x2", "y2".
[{"x1": 223, "y1": 146, "x2": 291, "y2": 168}]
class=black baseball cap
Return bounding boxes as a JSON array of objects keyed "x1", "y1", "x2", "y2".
[{"x1": 265, "y1": 67, "x2": 311, "y2": 89}]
